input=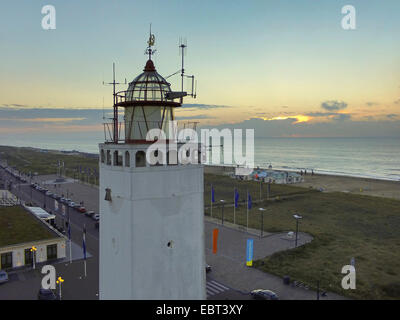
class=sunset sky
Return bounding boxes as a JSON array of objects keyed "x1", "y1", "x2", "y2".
[{"x1": 0, "y1": 0, "x2": 399, "y2": 141}]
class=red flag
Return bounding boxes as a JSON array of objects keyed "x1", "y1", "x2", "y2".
[{"x1": 212, "y1": 228, "x2": 219, "y2": 254}]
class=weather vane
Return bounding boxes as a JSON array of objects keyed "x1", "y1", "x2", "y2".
[{"x1": 145, "y1": 23, "x2": 156, "y2": 60}]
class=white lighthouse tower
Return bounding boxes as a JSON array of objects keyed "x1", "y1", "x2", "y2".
[{"x1": 99, "y1": 33, "x2": 205, "y2": 300}]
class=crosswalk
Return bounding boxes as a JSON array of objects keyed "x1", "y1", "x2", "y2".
[{"x1": 206, "y1": 280, "x2": 230, "y2": 297}]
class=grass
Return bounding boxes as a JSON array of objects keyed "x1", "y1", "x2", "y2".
[
  {"x1": 0, "y1": 145, "x2": 99, "y2": 185},
  {"x1": 0, "y1": 206, "x2": 56, "y2": 247},
  {"x1": 204, "y1": 173, "x2": 400, "y2": 300}
]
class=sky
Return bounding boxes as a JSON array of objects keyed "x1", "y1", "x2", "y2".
[{"x1": 0, "y1": 0, "x2": 399, "y2": 142}]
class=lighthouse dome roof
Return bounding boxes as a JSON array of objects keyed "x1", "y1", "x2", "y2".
[{"x1": 125, "y1": 59, "x2": 172, "y2": 102}]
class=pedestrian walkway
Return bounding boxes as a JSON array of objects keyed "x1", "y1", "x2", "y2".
[{"x1": 206, "y1": 279, "x2": 230, "y2": 297}]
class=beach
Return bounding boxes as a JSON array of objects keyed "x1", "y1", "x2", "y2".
[
  {"x1": 297, "y1": 173, "x2": 400, "y2": 200},
  {"x1": 204, "y1": 165, "x2": 400, "y2": 200}
]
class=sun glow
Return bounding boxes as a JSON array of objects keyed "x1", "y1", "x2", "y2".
[{"x1": 260, "y1": 115, "x2": 312, "y2": 124}]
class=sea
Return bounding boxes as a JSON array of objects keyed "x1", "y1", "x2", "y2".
[{"x1": 2, "y1": 136, "x2": 400, "y2": 181}]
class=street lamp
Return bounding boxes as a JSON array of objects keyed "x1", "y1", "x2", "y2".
[
  {"x1": 259, "y1": 208, "x2": 266, "y2": 237},
  {"x1": 293, "y1": 214, "x2": 303, "y2": 248},
  {"x1": 56, "y1": 276, "x2": 64, "y2": 300},
  {"x1": 220, "y1": 200, "x2": 225, "y2": 225},
  {"x1": 30, "y1": 246, "x2": 37, "y2": 269}
]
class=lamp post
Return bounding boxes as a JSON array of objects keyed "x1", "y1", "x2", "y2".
[
  {"x1": 56, "y1": 276, "x2": 64, "y2": 300},
  {"x1": 293, "y1": 214, "x2": 303, "y2": 248},
  {"x1": 259, "y1": 207, "x2": 266, "y2": 237},
  {"x1": 30, "y1": 246, "x2": 37, "y2": 269},
  {"x1": 220, "y1": 200, "x2": 225, "y2": 225}
]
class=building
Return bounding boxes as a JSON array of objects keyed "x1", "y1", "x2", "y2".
[
  {"x1": 99, "y1": 34, "x2": 205, "y2": 299},
  {"x1": 0, "y1": 206, "x2": 66, "y2": 270},
  {"x1": 24, "y1": 206, "x2": 56, "y2": 225},
  {"x1": 233, "y1": 165, "x2": 304, "y2": 184}
]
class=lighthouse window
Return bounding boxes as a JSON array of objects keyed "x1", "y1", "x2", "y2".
[
  {"x1": 114, "y1": 151, "x2": 123, "y2": 166},
  {"x1": 100, "y1": 149, "x2": 105, "y2": 163},
  {"x1": 106, "y1": 150, "x2": 111, "y2": 165},
  {"x1": 125, "y1": 151, "x2": 130, "y2": 167},
  {"x1": 136, "y1": 151, "x2": 146, "y2": 167}
]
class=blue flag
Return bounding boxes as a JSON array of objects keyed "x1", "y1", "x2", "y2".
[
  {"x1": 82, "y1": 225, "x2": 87, "y2": 260},
  {"x1": 68, "y1": 218, "x2": 71, "y2": 240},
  {"x1": 247, "y1": 193, "x2": 252, "y2": 210},
  {"x1": 234, "y1": 189, "x2": 239, "y2": 208},
  {"x1": 211, "y1": 185, "x2": 215, "y2": 203}
]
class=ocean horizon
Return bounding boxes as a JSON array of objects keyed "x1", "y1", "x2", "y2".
[{"x1": 1, "y1": 136, "x2": 399, "y2": 182}]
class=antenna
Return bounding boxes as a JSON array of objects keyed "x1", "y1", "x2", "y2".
[
  {"x1": 179, "y1": 38, "x2": 187, "y2": 95},
  {"x1": 164, "y1": 37, "x2": 197, "y2": 101},
  {"x1": 103, "y1": 63, "x2": 127, "y2": 143}
]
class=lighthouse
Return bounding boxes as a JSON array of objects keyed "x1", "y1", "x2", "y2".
[{"x1": 98, "y1": 32, "x2": 205, "y2": 300}]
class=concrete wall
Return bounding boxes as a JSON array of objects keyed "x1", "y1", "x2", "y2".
[{"x1": 99, "y1": 143, "x2": 205, "y2": 300}]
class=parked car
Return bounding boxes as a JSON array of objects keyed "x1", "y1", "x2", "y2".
[
  {"x1": 206, "y1": 264, "x2": 212, "y2": 273},
  {"x1": 85, "y1": 210, "x2": 95, "y2": 218},
  {"x1": 45, "y1": 191, "x2": 52, "y2": 196},
  {"x1": 68, "y1": 202, "x2": 77, "y2": 208},
  {"x1": 92, "y1": 214, "x2": 100, "y2": 221},
  {"x1": 79, "y1": 207, "x2": 87, "y2": 213},
  {"x1": 37, "y1": 288, "x2": 58, "y2": 300},
  {"x1": 0, "y1": 270, "x2": 9, "y2": 284},
  {"x1": 250, "y1": 289, "x2": 279, "y2": 300}
]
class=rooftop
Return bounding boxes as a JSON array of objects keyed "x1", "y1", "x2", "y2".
[{"x1": 0, "y1": 206, "x2": 57, "y2": 247}]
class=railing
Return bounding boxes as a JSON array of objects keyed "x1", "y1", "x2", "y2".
[
  {"x1": 103, "y1": 121, "x2": 199, "y2": 143},
  {"x1": 115, "y1": 90, "x2": 169, "y2": 104}
]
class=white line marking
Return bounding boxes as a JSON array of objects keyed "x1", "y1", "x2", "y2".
[
  {"x1": 207, "y1": 283, "x2": 225, "y2": 292},
  {"x1": 206, "y1": 285, "x2": 220, "y2": 295},
  {"x1": 210, "y1": 280, "x2": 229, "y2": 290}
]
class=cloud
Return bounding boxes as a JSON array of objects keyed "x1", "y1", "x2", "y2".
[
  {"x1": 175, "y1": 114, "x2": 215, "y2": 120},
  {"x1": 332, "y1": 113, "x2": 351, "y2": 121},
  {"x1": 0, "y1": 117, "x2": 86, "y2": 123},
  {"x1": 386, "y1": 114, "x2": 398, "y2": 119},
  {"x1": 321, "y1": 100, "x2": 348, "y2": 111},
  {"x1": 305, "y1": 112, "x2": 338, "y2": 117},
  {"x1": 181, "y1": 104, "x2": 230, "y2": 110},
  {"x1": 394, "y1": 98, "x2": 400, "y2": 105},
  {"x1": 366, "y1": 102, "x2": 379, "y2": 107}
]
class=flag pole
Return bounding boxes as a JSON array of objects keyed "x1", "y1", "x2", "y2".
[
  {"x1": 247, "y1": 189, "x2": 249, "y2": 231},
  {"x1": 68, "y1": 218, "x2": 72, "y2": 264},
  {"x1": 233, "y1": 188, "x2": 236, "y2": 225},
  {"x1": 83, "y1": 224, "x2": 87, "y2": 277},
  {"x1": 210, "y1": 184, "x2": 213, "y2": 218}
]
